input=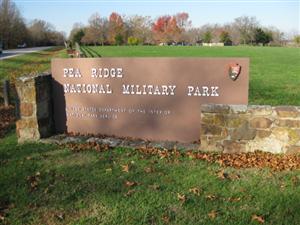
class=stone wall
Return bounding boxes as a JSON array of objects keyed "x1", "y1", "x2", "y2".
[
  {"x1": 200, "y1": 104, "x2": 300, "y2": 154},
  {"x1": 14, "y1": 74, "x2": 300, "y2": 154},
  {"x1": 16, "y1": 73, "x2": 54, "y2": 143}
]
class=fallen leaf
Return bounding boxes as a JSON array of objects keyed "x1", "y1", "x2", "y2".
[
  {"x1": 26, "y1": 172, "x2": 41, "y2": 191},
  {"x1": 189, "y1": 187, "x2": 201, "y2": 196},
  {"x1": 162, "y1": 214, "x2": 170, "y2": 223},
  {"x1": 291, "y1": 176, "x2": 299, "y2": 186},
  {"x1": 55, "y1": 212, "x2": 65, "y2": 221},
  {"x1": 217, "y1": 170, "x2": 229, "y2": 180},
  {"x1": 206, "y1": 194, "x2": 217, "y2": 200},
  {"x1": 125, "y1": 181, "x2": 137, "y2": 187},
  {"x1": 121, "y1": 164, "x2": 129, "y2": 173},
  {"x1": 159, "y1": 150, "x2": 169, "y2": 159},
  {"x1": 44, "y1": 187, "x2": 49, "y2": 194},
  {"x1": 124, "y1": 189, "x2": 135, "y2": 197},
  {"x1": 177, "y1": 193, "x2": 186, "y2": 203},
  {"x1": 144, "y1": 167, "x2": 153, "y2": 173},
  {"x1": 186, "y1": 151, "x2": 196, "y2": 159},
  {"x1": 227, "y1": 197, "x2": 241, "y2": 202},
  {"x1": 208, "y1": 210, "x2": 217, "y2": 219},
  {"x1": 229, "y1": 173, "x2": 241, "y2": 180},
  {"x1": 252, "y1": 214, "x2": 265, "y2": 223}
]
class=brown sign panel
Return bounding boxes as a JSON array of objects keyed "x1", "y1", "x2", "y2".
[{"x1": 51, "y1": 58, "x2": 249, "y2": 142}]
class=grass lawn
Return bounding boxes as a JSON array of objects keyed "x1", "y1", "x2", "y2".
[
  {"x1": 81, "y1": 45, "x2": 300, "y2": 106},
  {"x1": 1, "y1": 46, "x2": 299, "y2": 105},
  {"x1": 0, "y1": 47, "x2": 67, "y2": 82},
  {"x1": 1, "y1": 46, "x2": 300, "y2": 224},
  {"x1": 1, "y1": 132, "x2": 300, "y2": 225}
]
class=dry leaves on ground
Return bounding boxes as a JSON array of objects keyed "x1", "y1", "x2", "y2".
[
  {"x1": 26, "y1": 171, "x2": 41, "y2": 191},
  {"x1": 124, "y1": 180, "x2": 138, "y2": 187},
  {"x1": 0, "y1": 200, "x2": 11, "y2": 223},
  {"x1": 252, "y1": 214, "x2": 265, "y2": 223},
  {"x1": 0, "y1": 106, "x2": 15, "y2": 138},
  {"x1": 121, "y1": 164, "x2": 130, "y2": 173},
  {"x1": 144, "y1": 167, "x2": 154, "y2": 173},
  {"x1": 208, "y1": 210, "x2": 217, "y2": 219},
  {"x1": 59, "y1": 134, "x2": 300, "y2": 171},
  {"x1": 137, "y1": 147, "x2": 300, "y2": 171},
  {"x1": 189, "y1": 187, "x2": 201, "y2": 196},
  {"x1": 226, "y1": 197, "x2": 241, "y2": 202},
  {"x1": 162, "y1": 214, "x2": 170, "y2": 223},
  {"x1": 124, "y1": 189, "x2": 136, "y2": 197},
  {"x1": 61, "y1": 142, "x2": 111, "y2": 153},
  {"x1": 189, "y1": 151, "x2": 300, "y2": 171},
  {"x1": 177, "y1": 193, "x2": 186, "y2": 203},
  {"x1": 206, "y1": 194, "x2": 217, "y2": 201}
]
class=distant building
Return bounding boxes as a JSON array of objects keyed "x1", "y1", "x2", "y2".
[{"x1": 202, "y1": 42, "x2": 225, "y2": 47}]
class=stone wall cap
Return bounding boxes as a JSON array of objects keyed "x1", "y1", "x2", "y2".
[
  {"x1": 201, "y1": 104, "x2": 250, "y2": 114},
  {"x1": 248, "y1": 105, "x2": 272, "y2": 109},
  {"x1": 201, "y1": 104, "x2": 231, "y2": 113},
  {"x1": 18, "y1": 76, "x2": 35, "y2": 83},
  {"x1": 229, "y1": 105, "x2": 248, "y2": 113},
  {"x1": 17, "y1": 73, "x2": 51, "y2": 83},
  {"x1": 275, "y1": 106, "x2": 298, "y2": 111}
]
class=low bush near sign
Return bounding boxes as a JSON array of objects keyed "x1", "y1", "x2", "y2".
[{"x1": 127, "y1": 36, "x2": 139, "y2": 45}]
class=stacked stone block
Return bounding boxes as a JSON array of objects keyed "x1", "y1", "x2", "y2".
[
  {"x1": 16, "y1": 73, "x2": 54, "y2": 143},
  {"x1": 201, "y1": 104, "x2": 300, "y2": 154}
]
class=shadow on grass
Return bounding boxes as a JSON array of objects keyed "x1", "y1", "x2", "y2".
[
  {"x1": 86, "y1": 46, "x2": 102, "y2": 57},
  {"x1": 0, "y1": 134, "x2": 57, "y2": 161}
]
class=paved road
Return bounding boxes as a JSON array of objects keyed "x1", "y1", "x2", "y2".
[{"x1": 0, "y1": 46, "x2": 53, "y2": 60}]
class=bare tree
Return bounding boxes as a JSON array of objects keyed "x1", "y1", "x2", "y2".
[
  {"x1": 49, "y1": 31, "x2": 65, "y2": 46},
  {"x1": 232, "y1": 16, "x2": 259, "y2": 45},
  {"x1": 90, "y1": 13, "x2": 107, "y2": 45},
  {"x1": 174, "y1": 12, "x2": 191, "y2": 44},
  {"x1": 185, "y1": 28, "x2": 202, "y2": 45},
  {"x1": 28, "y1": 19, "x2": 53, "y2": 46},
  {"x1": 108, "y1": 12, "x2": 124, "y2": 45},
  {"x1": 0, "y1": 0, "x2": 27, "y2": 48},
  {"x1": 264, "y1": 26, "x2": 285, "y2": 46},
  {"x1": 69, "y1": 22, "x2": 85, "y2": 43},
  {"x1": 125, "y1": 15, "x2": 152, "y2": 44},
  {"x1": 28, "y1": 19, "x2": 65, "y2": 46}
]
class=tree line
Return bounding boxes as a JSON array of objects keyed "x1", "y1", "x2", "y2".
[
  {"x1": 70, "y1": 12, "x2": 292, "y2": 47},
  {"x1": 1, "y1": 0, "x2": 299, "y2": 49},
  {"x1": 0, "y1": 0, "x2": 65, "y2": 49}
]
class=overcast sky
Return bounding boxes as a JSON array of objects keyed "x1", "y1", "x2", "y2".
[{"x1": 15, "y1": 0, "x2": 300, "y2": 37}]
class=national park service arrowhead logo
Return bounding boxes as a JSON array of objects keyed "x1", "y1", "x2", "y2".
[{"x1": 228, "y1": 63, "x2": 241, "y2": 81}]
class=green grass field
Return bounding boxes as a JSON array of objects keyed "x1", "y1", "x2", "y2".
[
  {"x1": 0, "y1": 47, "x2": 67, "y2": 82},
  {"x1": 1, "y1": 46, "x2": 299, "y2": 105},
  {"x1": 1, "y1": 46, "x2": 300, "y2": 224},
  {"x1": 81, "y1": 45, "x2": 300, "y2": 106},
  {"x1": 1, "y1": 132, "x2": 300, "y2": 225}
]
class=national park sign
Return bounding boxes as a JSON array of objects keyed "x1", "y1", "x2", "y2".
[{"x1": 51, "y1": 58, "x2": 249, "y2": 142}]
